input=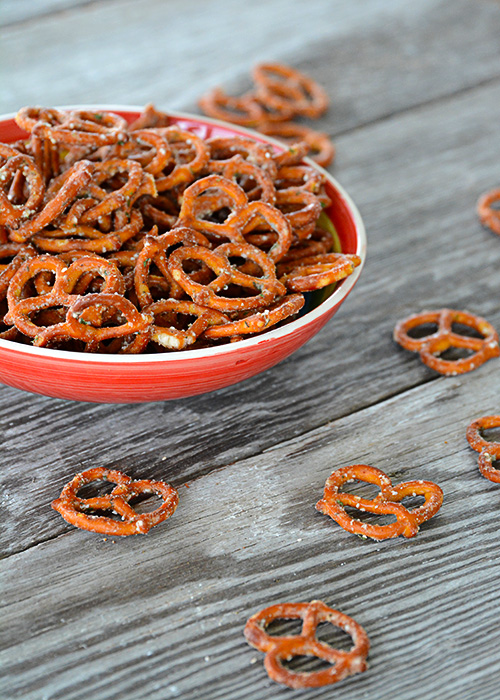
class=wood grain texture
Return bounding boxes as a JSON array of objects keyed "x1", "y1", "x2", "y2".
[
  {"x1": 1, "y1": 0, "x2": 500, "y2": 698},
  {"x1": 2, "y1": 69, "x2": 499, "y2": 555},
  {"x1": 2, "y1": 371, "x2": 499, "y2": 700}
]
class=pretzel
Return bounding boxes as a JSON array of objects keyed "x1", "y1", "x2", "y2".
[
  {"x1": 198, "y1": 87, "x2": 267, "y2": 127},
  {"x1": 168, "y1": 242, "x2": 286, "y2": 312},
  {"x1": 31, "y1": 208, "x2": 144, "y2": 254},
  {"x1": 51, "y1": 467, "x2": 179, "y2": 535},
  {"x1": 146, "y1": 298, "x2": 229, "y2": 349},
  {"x1": 0, "y1": 148, "x2": 45, "y2": 227},
  {"x1": 9, "y1": 161, "x2": 94, "y2": 242},
  {"x1": 259, "y1": 121, "x2": 335, "y2": 168},
  {"x1": 207, "y1": 137, "x2": 277, "y2": 177},
  {"x1": 207, "y1": 154, "x2": 276, "y2": 204},
  {"x1": 154, "y1": 126, "x2": 209, "y2": 191},
  {"x1": 275, "y1": 188, "x2": 322, "y2": 240},
  {"x1": 134, "y1": 228, "x2": 210, "y2": 308},
  {"x1": 477, "y1": 188, "x2": 500, "y2": 235},
  {"x1": 466, "y1": 416, "x2": 500, "y2": 483},
  {"x1": 16, "y1": 107, "x2": 128, "y2": 147},
  {"x1": 394, "y1": 309, "x2": 500, "y2": 375},
  {"x1": 5, "y1": 254, "x2": 125, "y2": 338},
  {"x1": 35, "y1": 292, "x2": 152, "y2": 347},
  {"x1": 316, "y1": 464, "x2": 443, "y2": 540},
  {"x1": 252, "y1": 63, "x2": 329, "y2": 120},
  {"x1": 204, "y1": 293, "x2": 304, "y2": 338},
  {"x1": 279, "y1": 252, "x2": 361, "y2": 292},
  {"x1": 244, "y1": 600, "x2": 369, "y2": 689}
]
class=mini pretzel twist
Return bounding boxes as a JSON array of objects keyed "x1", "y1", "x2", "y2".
[
  {"x1": 394, "y1": 308, "x2": 500, "y2": 375},
  {"x1": 466, "y1": 415, "x2": 500, "y2": 484},
  {"x1": 204, "y1": 293, "x2": 304, "y2": 338},
  {"x1": 0, "y1": 146, "x2": 45, "y2": 227},
  {"x1": 5, "y1": 254, "x2": 126, "y2": 339},
  {"x1": 278, "y1": 252, "x2": 361, "y2": 292},
  {"x1": 477, "y1": 187, "x2": 500, "y2": 236},
  {"x1": 168, "y1": 242, "x2": 286, "y2": 312},
  {"x1": 16, "y1": 107, "x2": 129, "y2": 147},
  {"x1": 244, "y1": 600, "x2": 369, "y2": 689},
  {"x1": 316, "y1": 464, "x2": 443, "y2": 540},
  {"x1": 252, "y1": 63, "x2": 329, "y2": 120},
  {"x1": 51, "y1": 467, "x2": 179, "y2": 536}
]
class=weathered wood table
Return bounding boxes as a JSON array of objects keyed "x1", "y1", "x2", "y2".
[{"x1": 1, "y1": 1, "x2": 499, "y2": 698}]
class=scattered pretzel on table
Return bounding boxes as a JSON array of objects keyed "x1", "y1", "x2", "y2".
[
  {"x1": 316, "y1": 464, "x2": 443, "y2": 540},
  {"x1": 393, "y1": 308, "x2": 500, "y2": 375},
  {"x1": 198, "y1": 62, "x2": 335, "y2": 168},
  {"x1": 244, "y1": 600, "x2": 369, "y2": 689},
  {"x1": 51, "y1": 467, "x2": 179, "y2": 536},
  {"x1": 477, "y1": 187, "x2": 500, "y2": 236},
  {"x1": 466, "y1": 415, "x2": 500, "y2": 484}
]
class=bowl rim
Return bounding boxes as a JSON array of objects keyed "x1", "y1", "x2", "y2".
[{"x1": 0, "y1": 105, "x2": 366, "y2": 364}]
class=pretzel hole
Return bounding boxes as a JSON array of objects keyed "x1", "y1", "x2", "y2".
[
  {"x1": 127, "y1": 492, "x2": 164, "y2": 513},
  {"x1": 282, "y1": 654, "x2": 336, "y2": 674},
  {"x1": 315, "y1": 621, "x2": 355, "y2": 651},
  {"x1": 406, "y1": 322, "x2": 438, "y2": 339},
  {"x1": 340, "y1": 481, "x2": 381, "y2": 500},
  {"x1": 29, "y1": 305, "x2": 66, "y2": 328},
  {"x1": 451, "y1": 322, "x2": 485, "y2": 339},
  {"x1": 343, "y1": 505, "x2": 397, "y2": 526},
  {"x1": 202, "y1": 206, "x2": 232, "y2": 224},
  {"x1": 399, "y1": 495, "x2": 426, "y2": 510},
  {"x1": 480, "y1": 427, "x2": 500, "y2": 443},
  {"x1": 77, "y1": 479, "x2": 116, "y2": 499},
  {"x1": 435, "y1": 346, "x2": 475, "y2": 361},
  {"x1": 265, "y1": 618, "x2": 304, "y2": 637}
]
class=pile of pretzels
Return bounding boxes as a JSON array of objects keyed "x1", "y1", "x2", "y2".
[{"x1": 0, "y1": 105, "x2": 359, "y2": 353}]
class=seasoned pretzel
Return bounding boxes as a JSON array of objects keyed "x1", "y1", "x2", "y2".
[
  {"x1": 134, "y1": 227, "x2": 210, "y2": 308},
  {"x1": 477, "y1": 188, "x2": 500, "y2": 235},
  {"x1": 0, "y1": 149, "x2": 45, "y2": 227},
  {"x1": 466, "y1": 415, "x2": 500, "y2": 483},
  {"x1": 5, "y1": 254, "x2": 125, "y2": 338},
  {"x1": 207, "y1": 137, "x2": 277, "y2": 177},
  {"x1": 259, "y1": 121, "x2": 335, "y2": 168},
  {"x1": 31, "y1": 208, "x2": 144, "y2": 254},
  {"x1": 154, "y1": 126, "x2": 209, "y2": 191},
  {"x1": 34, "y1": 292, "x2": 152, "y2": 347},
  {"x1": 394, "y1": 309, "x2": 500, "y2": 375},
  {"x1": 51, "y1": 467, "x2": 179, "y2": 535},
  {"x1": 198, "y1": 87, "x2": 267, "y2": 127},
  {"x1": 146, "y1": 298, "x2": 228, "y2": 349},
  {"x1": 9, "y1": 161, "x2": 94, "y2": 242},
  {"x1": 78, "y1": 158, "x2": 146, "y2": 223},
  {"x1": 16, "y1": 107, "x2": 128, "y2": 147},
  {"x1": 244, "y1": 600, "x2": 369, "y2": 689},
  {"x1": 278, "y1": 253, "x2": 361, "y2": 292},
  {"x1": 316, "y1": 464, "x2": 443, "y2": 540},
  {"x1": 275, "y1": 189, "x2": 322, "y2": 240},
  {"x1": 168, "y1": 242, "x2": 286, "y2": 312},
  {"x1": 252, "y1": 63, "x2": 329, "y2": 120},
  {"x1": 207, "y1": 154, "x2": 276, "y2": 204},
  {"x1": 204, "y1": 293, "x2": 304, "y2": 338}
]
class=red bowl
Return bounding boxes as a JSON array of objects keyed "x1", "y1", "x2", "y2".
[{"x1": 0, "y1": 106, "x2": 366, "y2": 403}]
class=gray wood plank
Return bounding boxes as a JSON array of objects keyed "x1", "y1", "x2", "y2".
[
  {"x1": 1, "y1": 0, "x2": 500, "y2": 137},
  {"x1": 2, "y1": 68, "x2": 500, "y2": 556},
  {"x1": 2, "y1": 369, "x2": 499, "y2": 700},
  {"x1": 0, "y1": 0, "x2": 94, "y2": 28}
]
